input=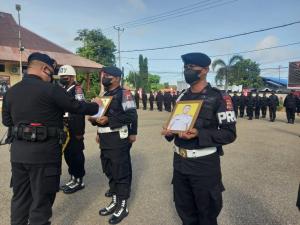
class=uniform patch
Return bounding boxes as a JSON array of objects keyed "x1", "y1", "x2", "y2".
[
  {"x1": 223, "y1": 95, "x2": 233, "y2": 110},
  {"x1": 75, "y1": 85, "x2": 85, "y2": 101},
  {"x1": 218, "y1": 111, "x2": 236, "y2": 124},
  {"x1": 122, "y1": 90, "x2": 136, "y2": 111}
]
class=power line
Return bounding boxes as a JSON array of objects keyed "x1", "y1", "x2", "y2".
[
  {"x1": 123, "y1": 41, "x2": 300, "y2": 61},
  {"x1": 120, "y1": 20, "x2": 300, "y2": 52},
  {"x1": 102, "y1": 0, "x2": 237, "y2": 31}
]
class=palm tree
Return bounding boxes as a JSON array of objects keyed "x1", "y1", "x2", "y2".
[{"x1": 212, "y1": 55, "x2": 243, "y2": 91}]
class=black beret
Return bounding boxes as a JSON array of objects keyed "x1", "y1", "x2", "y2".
[
  {"x1": 181, "y1": 52, "x2": 211, "y2": 67},
  {"x1": 28, "y1": 52, "x2": 56, "y2": 71},
  {"x1": 102, "y1": 66, "x2": 122, "y2": 77}
]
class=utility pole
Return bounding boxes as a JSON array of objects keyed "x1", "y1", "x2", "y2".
[
  {"x1": 16, "y1": 4, "x2": 23, "y2": 77},
  {"x1": 278, "y1": 65, "x2": 281, "y2": 81},
  {"x1": 113, "y1": 26, "x2": 124, "y2": 68}
]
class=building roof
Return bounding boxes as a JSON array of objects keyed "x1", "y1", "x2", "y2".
[
  {"x1": 0, "y1": 12, "x2": 102, "y2": 71},
  {"x1": 261, "y1": 76, "x2": 287, "y2": 86}
]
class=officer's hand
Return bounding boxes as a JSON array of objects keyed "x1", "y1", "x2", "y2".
[
  {"x1": 97, "y1": 116, "x2": 109, "y2": 125},
  {"x1": 129, "y1": 135, "x2": 136, "y2": 143},
  {"x1": 92, "y1": 97, "x2": 103, "y2": 106},
  {"x1": 88, "y1": 116, "x2": 96, "y2": 122},
  {"x1": 161, "y1": 125, "x2": 173, "y2": 137},
  {"x1": 179, "y1": 128, "x2": 199, "y2": 140},
  {"x1": 96, "y1": 134, "x2": 99, "y2": 144}
]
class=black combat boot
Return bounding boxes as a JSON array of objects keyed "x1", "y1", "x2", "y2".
[
  {"x1": 60, "y1": 175, "x2": 75, "y2": 191},
  {"x1": 99, "y1": 195, "x2": 117, "y2": 216},
  {"x1": 105, "y1": 189, "x2": 113, "y2": 197},
  {"x1": 63, "y1": 177, "x2": 85, "y2": 194},
  {"x1": 108, "y1": 199, "x2": 129, "y2": 224}
]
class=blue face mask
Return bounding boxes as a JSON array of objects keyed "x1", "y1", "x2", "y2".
[{"x1": 184, "y1": 69, "x2": 201, "y2": 85}]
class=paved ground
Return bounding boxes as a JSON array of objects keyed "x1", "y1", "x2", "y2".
[{"x1": 0, "y1": 109, "x2": 300, "y2": 225}]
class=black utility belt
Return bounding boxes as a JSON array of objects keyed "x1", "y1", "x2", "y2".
[{"x1": 11, "y1": 123, "x2": 66, "y2": 144}]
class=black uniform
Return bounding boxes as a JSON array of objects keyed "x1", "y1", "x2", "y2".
[
  {"x1": 283, "y1": 93, "x2": 298, "y2": 123},
  {"x1": 254, "y1": 94, "x2": 261, "y2": 119},
  {"x1": 156, "y1": 91, "x2": 163, "y2": 111},
  {"x1": 134, "y1": 91, "x2": 140, "y2": 109},
  {"x1": 63, "y1": 83, "x2": 86, "y2": 180},
  {"x1": 246, "y1": 94, "x2": 255, "y2": 120},
  {"x1": 142, "y1": 91, "x2": 147, "y2": 110},
  {"x1": 164, "y1": 92, "x2": 172, "y2": 112},
  {"x1": 165, "y1": 84, "x2": 236, "y2": 225},
  {"x1": 231, "y1": 94, "x2": 239, "y2": 117},
  {"x1": 149, "y1": 92, "x2": 154, "y2": 111},
  {"x1": 297, "y1": 184, "x2": 300, "y2": 210},
  {"x1": 268, "y1": 93, "x2": 279, "y2": 122},
  {"x1": 260, "y1": 94, "x2": 268, "y2": 118},
  {"x1": 2, "y1": 75, "x2": 98, "y2": 225},
  {"x1": 172, "y1": 93, "x2": 178, "y2": 110},
  {"x1": 239, "y1": 94, "x2": 246, "y2": 117},
  {"x1": 96, "y1": 86, "x2": 137, "y2": 200}
]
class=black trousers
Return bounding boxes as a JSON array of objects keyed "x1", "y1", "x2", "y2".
[
  {"x1": 286, "y1": 108, "x2": 296, "y2": 122},
  {"x1": 135, "y1": 100, "x2": 139, "y2": 109},
  {"x1": 100, "y1": 144, "x2": 132, "y2": 200},
  {"x1": 233, "y1": 107, "x2": 238, "y2": 118},
  {"x1": 269, "y1": 106, "x2": 277, "y2": 121},
  {"x1": 261, "y1": 106, "x2": 267, "y2": 117},
  {"x1": 165, "y1": 102, "x2": 172, "y2": 112},
  {"x1": 173, "y1": 170, "x2": 223, "y2": 225},
  {"x1": 255, "y1": 106, "x2": 260, "y2": 118},
  {"x1": 149, "y1": 100, "x2": 154, "y2": 110},
  {"x1": 239, "y1": 106, "x2": 245, "y2": 117},
  {"x1": 142, "y1": 100, "x2": 147, "y2": 110},
  {"x1": 64, "y1": 136, "x2": 85, "y2": 178},
  {"x1": 157, "y1": 102, "x2": 163, "y2": 111},
  {"x1": 247, "y1": 107, "x2": 253, "y2": 119},
  {"x1": 11, "y1": 163, "x2": 60, "y2": 225}
]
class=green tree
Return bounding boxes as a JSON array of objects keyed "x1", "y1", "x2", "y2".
[
  {"x1": 212, "y1": 55, "x2": 243, "y2": 89},
  {"x1": 74, "y1": 29, "x2": 116, "y2": 99},
  {"x1": 139, "y1": 55, "x2": 149, "y2": 91},
  {"x1": 148, "y1": 74, "x2": 164, "y2": 91}
]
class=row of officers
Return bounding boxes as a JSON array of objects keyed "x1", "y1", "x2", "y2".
[{"x1": 231, "y1": 91, "x2": 300, "y2": 123}]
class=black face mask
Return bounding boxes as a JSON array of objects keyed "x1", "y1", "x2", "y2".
[
  {"x1": 102, "y1": 77, "x2": 113, "y2": 87},
  {"x1": 184, "y1": 69, "x2": 201, "y2": 85},
  {"x1": 59, "y1": 78, "x2": 69, "y2": 86}
]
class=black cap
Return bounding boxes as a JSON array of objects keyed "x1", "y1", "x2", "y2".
[
  {"x1": 102, "y1": 66, "x2": 122, "y2": 77},
  {"x1": 181, "y1": 52, "x2": 211, "y2": 67},
  {"x1": 28, "y1": 52, "x2": 56, "y2": 71}
]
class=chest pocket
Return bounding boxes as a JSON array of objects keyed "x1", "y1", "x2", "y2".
[
  {"x1": 195, "y1": 98, "x2": 218, "y2": 129},
  {"x1": 107, "y1": 93, "x2": 122, "y2": 115}
]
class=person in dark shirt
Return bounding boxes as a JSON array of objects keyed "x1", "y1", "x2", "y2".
[
  {"x1": 164, "y1": 91, "x2": 172, "y2": 112},
  {"x1": 231, "y1": 91, "x2": 239, "y2": 118},
  {"x1": 149, "y1": 91, "x2": 154, "y2": 111},
  {"x1": 134, "y1": 90, "x2": 140, "y2": 109},
  {"x1": 254, "y1": 92, "x2": 261, "y2": 119},
  {"x1": 268, "y1": 91, "x2": 279, "y2": 122},
  {"x1": 283, "y1": 90, "x2": 299, "y2": 124},
  {"x1": 156, "y1": 91, "x2": 164, "y2": 111},
  {"x1": 89, "y1": 66, "x2": 138, "y2": 224},
  {"x1": 246, "y1": 92, "x2": 255, "y2": 120},
  {"x1": 1, "y1": 52, "x2": 100, "y2": 225},
  {"x1": 171, "y1": 91, "x2": 178, "y2": 111},
  {"x1": 142, "y1": 90, "x2": 147, "y2": 110},
  {"x1": 239, "y1": 92, "x2": 246, "y2": 117},
  {"x1": 260, "y1": 92, "x2": 268, "y2": 118},
  {"x1": 162, "y1": 52, "x2": 236, "y2": 225}
]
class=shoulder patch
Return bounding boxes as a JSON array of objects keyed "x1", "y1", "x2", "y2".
[
  {"x1": 122, "y1": 89, "x2": 136, "y2": 111},
  {"x1": 75, "y1": 85, "x2": 85, "y2": 101},
  {"x1": 222, "y1": 93, "x2": 234, "y2": 111}
]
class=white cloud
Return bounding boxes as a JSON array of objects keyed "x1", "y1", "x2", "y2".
[{"x1": 127, "y1": 0, "x2": 146, "y2": 11}]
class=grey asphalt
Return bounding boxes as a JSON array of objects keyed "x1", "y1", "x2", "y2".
[{"x1": 0, "y1": 110, "x2": 299, "y2": 225}]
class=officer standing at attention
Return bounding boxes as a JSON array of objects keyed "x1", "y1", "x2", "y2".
[
  {"x1": 260, "y1": 92, "x2": 268, "y2": 118},
  {"x1": 283, "y1": 90, "x2": 299, "y2": 124},
  {"x1": 156, "y1": 90, "x2": 164, "y2": 111},
  {"x1": 149, "y1": 91, "x2": 155, "y2": 111},
  {"x1": 142, "y1": 89, "x2": 147, "y2": 110},
  {"x1": 239, "y1": 92, "x2": 246, "y2": 117},
  {"x1": 268, "y1": 91, "x2": 279, "y2": 122},
  {"x1": 231, "y1": 91, "x2": 239, "y2": 118},
  {"x1": 1, "y1": 52, "x2": 101, "y2": 225},
  {"x1": 134, "y1": 90, "x2": 140, "y2": 109},
  {"x1": 88, "y1": 66, "x2": 138, "y2": 224},
  {"x1": 162, "y1": 52, "x2": 236, "y2": 225},
  {"x1": 246, "y1": 92, "x2": 255, "y2": 120},
  {"x1": 254, "y1": 92, "x2": 261, "y2": 119},
  {"x1": 58, "y1": 65, "x2": 87, "y2": 194}
]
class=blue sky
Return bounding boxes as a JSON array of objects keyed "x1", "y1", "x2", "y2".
[{"x1": 1, "y1": 0, "x2": 300, "y2": 85}]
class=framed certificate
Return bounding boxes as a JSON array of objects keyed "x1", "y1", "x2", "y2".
[
  {"x1": 166, "y1": 100, "x2": 203, "y2": 133},
  {"x1": 91, "y1": 96, "x2": 113, "y2": 118}
]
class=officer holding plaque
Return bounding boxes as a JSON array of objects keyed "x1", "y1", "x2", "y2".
[{"x1": 162, "y1": 52, "x2": 237, "y2": 225}]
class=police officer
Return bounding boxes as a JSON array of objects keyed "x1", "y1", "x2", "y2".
[
  {"x1": 172, "y1": 91, "x2": 178, "y2": 110},
  {"x1": 246, "y1": 92, "x2": 255, "y2": 120},
  {"x1": 239, "y1": 92, "x2": 246, "y2": 117},
  {"x1": 268, "y1": 91, "x2": 279, "y2": 122},
  {"x1": 58, "y1": 65, "x2": 86, "y2": 194},
  {"x1": 164, "y1": 91, "x2": 172, "y2": 112},
  {"x1": 254, "y1": 92, "x2": 261, "y2": 119},
  {"x1": 162, "y1": 52, "x2": 236, "y2": 225},
  {"x1": 156, "y1": 90, "x2": 163, "y2": 111},
  {"x1": 260, "y1": 92, "x2": 268, "y2": 118},
  {"x1": 231, "y1": 91, "x2": 239, "y2": 117},
  {"x1": 297, "y1": 184, "x2": 300, "y2": 211},
  {"x1": 149, "y1": 91, "x2": 154, "y2": 111},
  {"x1": 134, "y1": 90, "x2": 140, "y2": 109},
  {"x1": 88, "y1": 66, "x2": 138, "y2": 224},
  {"x1": 142, "y1": 90, "x2": 147, "y2": 110},
  {"x1": 1, "y1": 52, "x2": 101, "y2": 225},
  {"x1": 283, "y1": 90, "x2": 299, "y2": 124}
]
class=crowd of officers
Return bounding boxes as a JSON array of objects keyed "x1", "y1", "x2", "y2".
[{"x1": 231, "y1": 90, "x2": 300, "y2": 123}]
